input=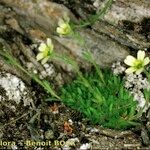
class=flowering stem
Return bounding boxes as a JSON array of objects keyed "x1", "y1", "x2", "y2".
[
  {"x1": 0, "y1": 50, "x2": 60, "y2": 100},
  {"x1": 72, "y1": 0, "x2": 113, "y2": 29}
]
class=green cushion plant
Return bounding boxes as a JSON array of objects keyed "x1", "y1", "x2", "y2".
[{"x1": 60, "y1": 70, "x2": 138, "y2": 130}]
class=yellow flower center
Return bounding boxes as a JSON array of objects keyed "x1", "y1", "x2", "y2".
[
  {"x1": 43, "y1": 46, "x2": 52, "y2": 57},
  {"x1": 43, "y1": 48, "x2": 48, "y2": 57},
  {"x1": 63, "y1": 24, "x2": 71, "y2": 34},
  {"x1": 134, "y1": 60, "x2": 143, "y2": 69}
]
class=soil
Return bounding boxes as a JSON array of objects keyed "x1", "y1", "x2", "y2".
[{"x1": 0, "y1": 99, "x2": 145, "y2": 149}]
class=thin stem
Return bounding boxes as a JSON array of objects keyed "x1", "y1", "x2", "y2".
[
  {"x1": 54, "y1": 53, "x2": 104, "y2": 104},
  {"x1": 72, "y1": 0, "x2": 113, "y2": 29},
  {"x1": 0, "y1": 50, "x2": 60, "y2": 100}
]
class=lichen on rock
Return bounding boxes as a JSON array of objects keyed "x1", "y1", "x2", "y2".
[{"x1": 0, "y1": 72, "x2": 33, "y2": 106}]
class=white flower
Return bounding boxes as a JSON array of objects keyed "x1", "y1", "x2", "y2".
[
  {"x1": 124, "y1": 50, "x2": 150, "y2": 74},
  {"x1": 36, "y1": 38, "x2": 54, "y2": 64},
  {"x1": 56, "y1": 15, "x2": 72, "y2": 36}
]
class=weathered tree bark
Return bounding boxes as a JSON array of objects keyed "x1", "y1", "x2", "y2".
[{"x1": 0, "y1": 0, "x2": 149, "y2": 82}]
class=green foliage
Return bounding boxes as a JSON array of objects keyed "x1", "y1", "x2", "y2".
[
  {"x1": 60, "y1": 70, "x2": 138, "y2": 130},
  {"x1": 144, "y1": 89, "x2": 150, "y2": 103}
]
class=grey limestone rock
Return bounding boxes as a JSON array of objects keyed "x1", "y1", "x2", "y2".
[
  {"x1": 0, "y1": 0, "x2": 129, "y2": 71},
  {"x1": 0, "y1": 72, "x2": 33, "y2": 106}
]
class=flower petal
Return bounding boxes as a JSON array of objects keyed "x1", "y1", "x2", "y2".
[
  {"x1": 125, "y1": 67, "x2": 136, "y2": 74},
  {"x1": 47, "y1": 38, "x2": 52, "y2": 46},
  {"x1": 135, "y1": 68, "x2": 143, "y2": 75},
  {"x1": 36, "y1": 53, "x2": 44, "y2": 61},
  {"x1": 39, "y1": 43, "x2": 47, "y2": 52},
  {"x1": 60, "y1": 23, "x2": 68, "y2": 29},
  {"x1": 47, "y1": 38, "x2": 54, "y2": 51},
  {"x1": 137, "y1": 50, "x2": 145, "y2": 60},
  {"x1": 56, "y1": 27, "x2": 64, "y2": 35},
  {"x1": 143, "y1": 57, "x2": 150, "y2": 66},
  {"x1": 41, "y1": 56, "x2": 49, "y2": 64},
  {"x1": 124, "y1": 55, "x2": 136, "y2": 66}
]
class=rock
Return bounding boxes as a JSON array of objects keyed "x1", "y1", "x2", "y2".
[
  {"x1": 79, "y1": 143, "x2": 91, "y2": 150},
  {"x1": 102, "y1": 0, "x2": 150, "y2": 24},
  {"x1": 0, "y1": 72, "x2": 33, "y2": 106},
  {"x1": 0, "y1": 0, "x2": 129, "y2": 72},
  {"x1": 51, "y1": 0, "x2": 96, "y2": 20},
  {"x1": 141, "y1": 108, "x2": 150, "y2": 146},
  {"x1": 147, "y1": 108, "x2": 150, "y2": 121},
  {"x1": 51, "y1": 0, "x2": 150, "y2": 49},
  {"x1": 1, "y1": 0, "x2": 77, "y2": 35},
  {"x1": 146, "y1": 109, "x2": 150, "y2": 133},
  {"x1": 146, "y1": 122, "x2": 150, "y2": 133},
  {"x1": 0, "y1": 72, "x2": 33, "y2": 144},
  {"x1": 93, "y1": 0, "x2": 150, "y2": 49},
  {"x1": 93, "y1": 19, "x2": 150, "y2": 50},
  {"x1": 141, "y1": 127, "x2": 150, "y2": 146},
  {"x1": 52, "y1": 0, "x2": 150, "y2": 24},
  {"x1": 45, "y1": 130, "x2": 54, "y2": 140},
  {"x1": 55, "y1": 29, "x2": 129, "y2": 67}
]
